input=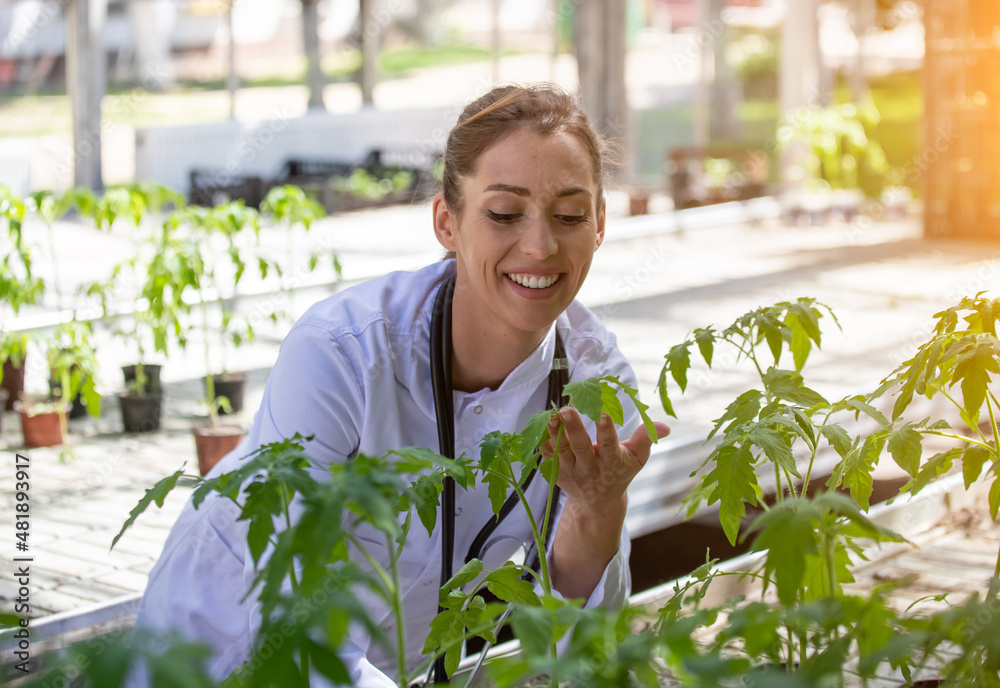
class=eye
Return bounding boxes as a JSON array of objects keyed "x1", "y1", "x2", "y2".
[
  {"x1": 487, "y1": 210, "x2": 521, "y2": 224},
  {"x1": 556, "y1": 214, "x2": 588, "y2": 225}
]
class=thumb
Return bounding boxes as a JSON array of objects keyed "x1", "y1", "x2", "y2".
[{"x1": 623, "y1": 421, "x2": 671, "y2": 463}]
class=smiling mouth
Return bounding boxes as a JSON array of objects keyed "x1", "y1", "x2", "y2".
[{"x1": 505, "y1": 273, "x2": 561, "y2": 289}]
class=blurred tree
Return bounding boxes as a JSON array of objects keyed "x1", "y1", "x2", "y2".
[{"x1": 301, "y1": 0, "x2": 326, "y2": 110}]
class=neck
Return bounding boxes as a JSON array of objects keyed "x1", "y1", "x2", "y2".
[{"x1": 449, "y1": 306, "x2": 548, "y2": 394}]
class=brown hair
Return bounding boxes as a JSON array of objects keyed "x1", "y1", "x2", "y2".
[{"x1": 441, "y1": 83, "x2": 611, "y2": 219}]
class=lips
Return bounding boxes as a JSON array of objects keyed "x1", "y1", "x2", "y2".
[{"x1": 505, "y1": 273, "x2": 560, "y2": 289}]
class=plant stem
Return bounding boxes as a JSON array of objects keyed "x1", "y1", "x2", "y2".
[
  {"x1": 278, "y1": 484, "x2": 309, "y2": 685},
  {"x1": 921, "y1": 429, "x2": 996, "y2": 454},
  {"x1": 937, "y1": 386, "x2": 991, "y2": 444},
  {"x1": 46, "y1": 220, "x2": 63, "y2": 310},
  {"x1": 539, "y1": 423, "x2": 564, "y2": 558},
  {"x1": 387, "y1": 533, "x2": 407, "y2": 688},
  {"x1": 202, "y1": 299, "x2": 218, "y2": 428},
  {"x1": 774, "y1": 463, "x2": 783, "y2": 504},
  {"x1": 511, "y1": 478, "x2": 550, "y2": 595}
]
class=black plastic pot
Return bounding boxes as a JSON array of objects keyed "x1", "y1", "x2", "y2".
[
  {"x1": 48, "y1": 377, "x2": 88, "y2": 419},
  {"x1": 0, "y1": 388, "x2": 7, "y2": 432},
  {"x1": 122, "y1": 364, "x2": 162, "y2": 395},
  {"x1": 118, "y1": 391, "x2": 163, "y2": 433},
  {"x1": 205, "y1": 372, "x2": 246, "y2": 415}
]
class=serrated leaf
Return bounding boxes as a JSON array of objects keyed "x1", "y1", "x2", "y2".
[
  {"x1": 657, "y1": 365, "x2": 676, "y2": 418},
  {"x1": 520, "y1": 410, "x2": 552, "y2": 458},
  {"x1": 990, "y1": 475, "x2": 1000, "y2": 520},
  {"x1": 887, "y1": 425, "x2": 922, "y2": 478},
  {"x1": 841, "y1": 434, "x2": 883, "y2": 510},
  {"x1": 599, "y1": 381, "x2": 624, "y2": 424},
  {"x1": 962, "y1": 445, "x2": 990, "y2": 489},
  {"x1": 845, "y1": 396, "x2": 889, "y2": 426},
  {"x1": 484, "y1": 564, "x2": 540, "y2": 606},
  {"x1": 908, "y1": 447, "x2": 961, "y2": 496},
  {"x1": 746, "y1": 504, "x2": 817, "y2": 606},
  {"x1": 564, "y1": 378, "x2": 603, "y2": 422},
  {"x1": 786, "y1": 312, "x2": 812, "y2": 372},
  {"x1": 748, "y1": 426, "x2": 799, "y2": 477},
  {"x1": 705, "y1": 445, "x2": 759, "y2": 545},
  {"x1": 694, "y1": 327, "x2": 716, "y2": 366},
  {"x1": 605, "y1": 376, "x2": 658, "y2": 443},
  {"x1": 666, "y1": 342, "x2": 692, "y2": 392},
  {"x1": 709, "y1": 389, "x2": 763, "y2": 441},
  {"x1": 440, "y1": 559, "x2": 485, "y2": 599},
  {"x1": 112, "y1": 468, "x2": 186, "y2": 549},
  {"x1": 763, "y1": 368, "x2": 828, "y2": 407},
  {"x1": 952, "y1": 335, "x2": 1000, "y2": 421}
]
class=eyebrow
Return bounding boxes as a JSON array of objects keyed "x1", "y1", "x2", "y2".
[{"x1": 484, "y1": 184, "x2": 592, "y2": 198}]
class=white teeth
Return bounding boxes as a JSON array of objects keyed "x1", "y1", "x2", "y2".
[{"x1": 506, "y1": 273, "x2": 559, "y2": 289}]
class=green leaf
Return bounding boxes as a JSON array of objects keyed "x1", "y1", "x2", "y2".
[
  {"x1": 786, "y1": 312, "x2": 812, "y2": 372},
  {"x1": 666, "y1": 342, "x2": 692, "y2": 392},
  {"x1": 820, "y1": 424, "x2": 853, "y2": 458},
  {"x1": 112, "y1": 468, "x2": 186, "y2": 549},
  {"x1": 763, "y1": 368, "x2": 828, "y2": 407},
  {"x1": 844, "y1": 396, "x2": 889, "y2": 426},
  {"x1": 908, "y1": 447, "x2": 961, "y2": 496},
  {"x1": 440, "y1": 559, "x2": 485, "y2": 600},
  {"x1": 709, "y1": 389, "x2": 763, "y2": 441},
  {"x1": 657, "y1": 365, "x2": 676, "y2": 418},
  {"x1": 520, "y1": 409, "x2": 553, "y2": 458},
  {"x1": 563, "y1": 378, "x2": 603, "y2": 422},
  {"x1": 704, "y1": 445, "x2": 759, "y2": 545},
  {"x1": 962, "y1": 445, "x2": 990, "y2": 489},
  {"x1": 952, "y1": 335, "x2": 1000, "y2": 421},
  {"x1": 837, "y1": 434, "x2": 883, "y2": 510},
  {"x1": 410, "y1": 474, "x2": 442, "y2": 536},
  {"x1": 694, "y1": 327, "x2": 716, "y2": 366},
  {"x1": 605, "y1": 376, "x2": 658, "y2": 443},
  {"x1": 599, "y1": 381, "x2": 625, "y2": 425},
  {"x1": 479, "y1": 432, "x2": 514, "y2": 514},
  {"x1": 484, "y1": 563, "x2": 540, "y2": 606},
  {"x1": 748, "y1": 426, "x2": 799, "y2": 477},
  {"x1": 990, "y1": 474, "x2": 1000, "y2": 521},
  {"x1": 746, "y1": 503, "x2": 817, "y2": 607},
  {"x1": 886, "y1": 424, "x2": 923, "y2": 478}
]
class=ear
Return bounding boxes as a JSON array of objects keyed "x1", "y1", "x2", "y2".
[
  {"x1": 433, "y1": 194, "x2": 458, "y2": 252},
  {"x1": 595, "y1": 197, "x2": 606, "y2": 250}
]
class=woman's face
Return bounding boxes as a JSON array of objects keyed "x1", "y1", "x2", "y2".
[{"x1": 434, "y1": 127, "x2": 605, "y2": 343}]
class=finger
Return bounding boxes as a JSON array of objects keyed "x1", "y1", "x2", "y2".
[
  {"x1": 621, "y1": 422, "x2": 671, "y2": 467},
  {"x1": 594, "y1": 413, "x2": 620, "y2": 459},
  {"x1": 559, "y1": 407, "x2": 595, "y2": 461}
]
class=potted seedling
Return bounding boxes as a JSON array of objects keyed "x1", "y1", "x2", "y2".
[
  {"x1": 1, "y1": 185, "x2": 44, "y2": 412},
  {"x1": 164, "y1": 200, "x2": 275, "y2": 474},
  {"x1": 15, "y1": 322, "x2": 101, "y2": 449}
]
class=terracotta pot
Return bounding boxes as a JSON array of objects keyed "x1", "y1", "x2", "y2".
[
  {"x1": 15, "y1": 400, "x2": 68, "y2": 448},
  {"x1": 628, "y1": 192, "x2": 650, "y2": 216},
  {"x1": 122, "y1": 364, "x2": 162, "y2": 395},
  {"x1": 118, "y1": 391, "x2": 164, "y2": 433},
  {"x1": 193, "y1": 425, "x2": 246, "y2": 476},
  {"x1": 204, "y1": 372, "x2": 246, "y2": 415},
  {"x1": 2, "y1": 357, "x2": 26, "y2": 412}
]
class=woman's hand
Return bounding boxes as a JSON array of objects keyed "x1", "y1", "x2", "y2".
[{"x1": 542, "y1": 407, "x2": 670, "y2": 600}]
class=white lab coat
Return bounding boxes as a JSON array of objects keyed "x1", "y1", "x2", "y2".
[{"x1": 134, "y1": 260, "x2": 641, "y2": 686}]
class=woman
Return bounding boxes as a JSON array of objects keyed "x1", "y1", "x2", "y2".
[{"x1": 135, "y1": 83, "x2": 670, "y2": 686}]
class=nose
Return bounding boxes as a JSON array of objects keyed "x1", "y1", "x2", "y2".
[{"x1": 519, "y1": 217, "x2": 558, "y2": 260}]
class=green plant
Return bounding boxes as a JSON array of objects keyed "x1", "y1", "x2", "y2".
[
  {"x1": 1, "y1": 185, "x2": 43, "y2": 388},
  {"x1": 44, "y1": 320, "x2": 102, "y2": 419},
  {"x1": 260, "y1": 184, "x2": 339, "y2": 301},
  {"x1": 777, "y1": 102, "x2": 889, "y2": 195},
  {"x1": 162, "y1": 200, "x2": 275, "y2": 424},
  {"x1": 868, "y1": 293, "x2": 1000, "y2": 572},
  {"x1": 333, "y1": 168, "x2": 413, "y2": 202}
]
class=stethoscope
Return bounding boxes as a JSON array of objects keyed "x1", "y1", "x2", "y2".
[{"x1": 428, "y1": 273, "x2": 568, "y2": 684}]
